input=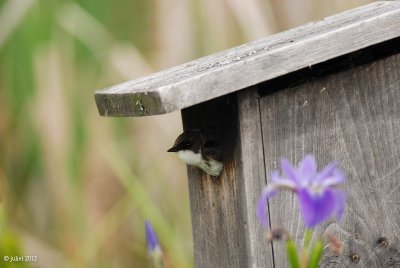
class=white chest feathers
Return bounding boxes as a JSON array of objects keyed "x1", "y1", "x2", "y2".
[
  {"x1": 177, "y1": 150, "x2": 202, "y2": 166},
  {"x1": 177, "y1": 150, "x2": 223, "y2": 176}
]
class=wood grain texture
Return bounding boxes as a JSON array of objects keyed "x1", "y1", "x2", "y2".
[
  {"x1": 259, "y1": 52, "x2": 400, "y2": 267},
  {"x1": 181, "y1": 90, "x2": 273, "y2": 267},
  {"x1": 95, "y1": 1, "x2": 400, "y2": 117},
  {"x1": 235, "y1": 90, "x2": 275, "y2": 267}
]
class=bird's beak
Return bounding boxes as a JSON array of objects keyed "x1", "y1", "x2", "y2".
[{"x1": 167, "y1": 146, "x2": 179, "y2": 152}]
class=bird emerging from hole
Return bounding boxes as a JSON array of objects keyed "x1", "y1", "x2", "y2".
[{"x1": 167, "y1": 129, "x2": 223, "y2": 177}]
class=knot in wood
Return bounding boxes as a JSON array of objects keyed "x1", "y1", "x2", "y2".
[
  {"x1": 376, "y1": 237, "x2": 389, "y2": 248},
  {"x1": 350, "y1": 253, "x2": 360, "y2": 264},
  {"x1": 266, "y1": 227, "x2": 287, "y2": 241}
]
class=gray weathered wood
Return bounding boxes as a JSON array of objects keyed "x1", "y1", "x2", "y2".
[
  {"x1": 93, "y1": 2, "x2": 400, "y2": 267},
  {"x1": 259, "y1": 52, "x2": 400, "y2": 267},
  {"x1": 95, "y1": 1, "x2": 400, "y2": 117},
  {"x1": 236, "y1": 90, "x2": 274, "y2": 267},
  {"x1": 181, "y1": 90, "x2": 273, "y2": 268}
]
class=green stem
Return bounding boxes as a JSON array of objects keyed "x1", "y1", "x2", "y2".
[
  {"x1": 286, "y1": 238, "x2": 300, "y2": 268},
  {"x1": 301, "y1": 229, "x2": 313, "y2": 268},
  {"x1": 308, "y1": 239, "x2": 324, "y2": 268},
  {"x1": 303, "y1": 229, "x2": 313, "y2": 250}
]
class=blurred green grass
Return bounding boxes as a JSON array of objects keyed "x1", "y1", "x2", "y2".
[{"x1": 0, "y1": 0, "x2": 373, "y2": 267}]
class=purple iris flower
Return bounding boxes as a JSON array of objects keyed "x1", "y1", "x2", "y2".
[
  {"x1": 257, "y1": 155, "x2": 346, "y2": 228},
  {"x1": 145, "y1": 220, "x2": 161, "y2": 253}
]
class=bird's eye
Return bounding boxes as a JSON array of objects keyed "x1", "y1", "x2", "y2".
[{"x1": 185, "y1": 142, "x2": 192, "y2": 147}]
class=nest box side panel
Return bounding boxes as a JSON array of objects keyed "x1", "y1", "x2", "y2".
[
  {"x1": 181, "y1": 90, "x2": 273, "y2": 268},
  {"x1": 259, "y1": 51, "x2": 400, "y2": 267}
]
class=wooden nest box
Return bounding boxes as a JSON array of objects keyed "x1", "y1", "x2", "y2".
[{"x1": 95, "y1": 2, "x2": 400, "y2": 267}]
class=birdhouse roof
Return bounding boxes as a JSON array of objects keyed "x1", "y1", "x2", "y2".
[{"x1": 95, "y1": 1, "x2": 400, "y2": 117}]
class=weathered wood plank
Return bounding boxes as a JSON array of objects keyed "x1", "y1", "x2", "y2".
[
  {"x1": 259, "y1": 52, "x2": 400, "y2": 267},
  {"x1": 181, "y1": 90, "x2": 273, "y2": 267},
  {"x1": 95, "y1": 1, "x2": 400, "y2": 117},
  {"x1": 235, "y1": 90, "x2": 275, "y2": 267},
  {"x1": 182, "y1": 96, "x2": 244, "y2": 268}
]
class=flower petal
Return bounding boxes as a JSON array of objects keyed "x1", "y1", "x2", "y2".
[
  {"x1": 269, "y1": 170, "x2": 297, "y2": 189},
  {"x1": 258, "y1": 155, "x2": 347, "y2": 229},
  {"x1": 145, "y1": 220, "x2": 160, "y2": 252},
  {"x1": 320, "y1": 170, "x2": 345, "y2": 188},
  {"x1": 272, "y1": 179, "x2": 298, "y2": 190},
  {"x1": 316, "y1": 162, "x2": 337, "y2": 181},
  {"x1": 299, "y1": 155, "x2": 317, "y2": 182},
  {"x1": 257, "y1": 186, "x2": 277, "y2": 227},
  {"x1": 297, "y1": 188, "x2": 337, "y2": 228},
  {"x1": 281, "y1": 159, "x2": 299, "y2": 183},
  {"x1": 270, "y1": 171, "x2": 280, "y2": 183}
]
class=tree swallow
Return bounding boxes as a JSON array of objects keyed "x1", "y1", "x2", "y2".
[{"x1": 167, "y1": 129, "x2": 223, "y2": 177}]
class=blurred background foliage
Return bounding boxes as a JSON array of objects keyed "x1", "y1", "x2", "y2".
[{"x1": 0, "y1": 0, "x2": 373, "y2": 267}]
